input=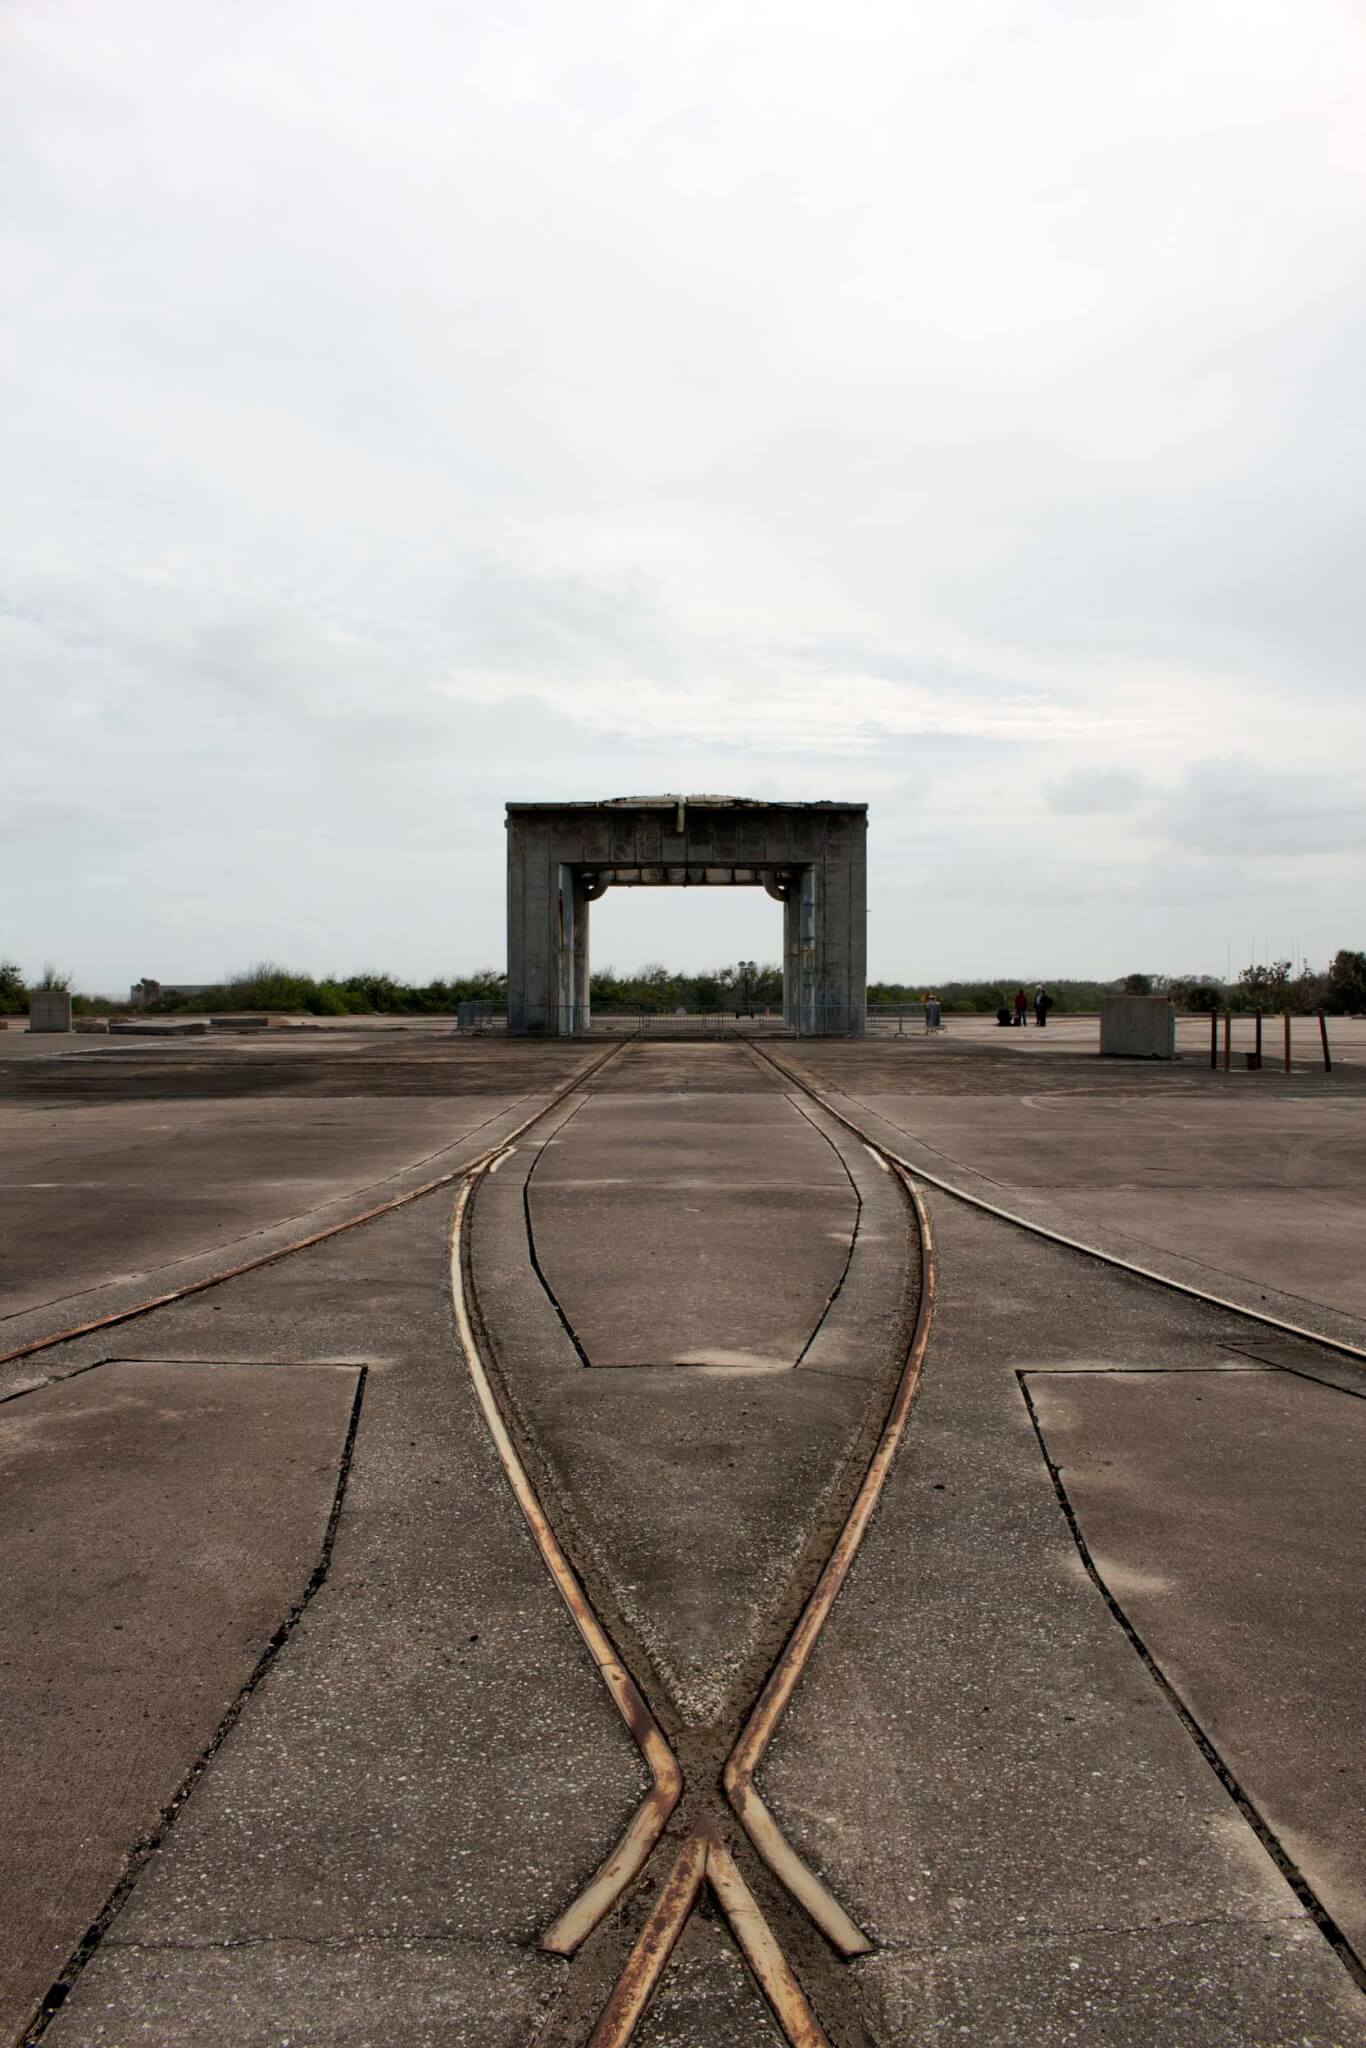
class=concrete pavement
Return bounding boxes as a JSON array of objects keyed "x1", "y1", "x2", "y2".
[
  {"x1": 1, "y1": 1033, "x2": 1363, "y2": 2045},
  {"x1": 783, "y1": 1036, "x2": 1366, "y2": 1332}
]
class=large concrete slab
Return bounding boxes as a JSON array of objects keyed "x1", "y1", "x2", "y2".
[
  {"x1": 470, "y1": 1070, "x2": 916, "y2": 1721},
  {"x1": 760, "y1": 1193, "x2": 1366, "y2": 2042},
  {"x1": 43, "y1": 1938, "x2": 556, "y2": 2048},
  {"x1": 31, "y1": 1192, "x2": 643, "y2": 2045},
  {"x1": 1030, "y1": 1365, "x2": 1366, "y2": 1960},
  {"x1": 0, "y1": 1036, "x2": 604, "y2": 1347},
  {"x1": 784, "y1": 1038, "x2": 1366, "y2": 1327},
  {"x1": 529, "y1": 1093, "x2": 856, "y2": 1368},
  {"x1": 0, "y1": 1358, "x2": 359, "y2": 2044},
  {"x1": 8, "y1": 1033, "x2": 1366, "y2": 2045}
]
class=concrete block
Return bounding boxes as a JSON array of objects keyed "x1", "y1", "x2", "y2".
[
  {"x1": 109, "y1": 1019, "x2": 209, "y2": 1036},
  {"x1": 1100, "y1": 996, "x2": 1176, "y2": 1059},
  {"x1": 74, "y1": 1017, "x2": 110, "y2": 1034},
  {"x1": 27, "y1": 991, "x2": 72, "y2": 1033}
]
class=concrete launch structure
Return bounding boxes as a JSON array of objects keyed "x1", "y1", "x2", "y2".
[{"x1": 506, "y1": 796, "x2": 867, "y2": 1035}]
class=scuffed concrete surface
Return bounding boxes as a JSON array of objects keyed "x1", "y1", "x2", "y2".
[
  {"x1": 8, "y1": 1035, "x2": 1366, "y2": 2046},
  {"x1": 760, "y1": 1193, "x2": 1366, "y2": 2042},
  {"x1": 1031, "y1": 1365, "x2": 1366, "y2": 1961},
  {"x1": 13, "y1": 1194, "x2": 644, "y2": 2043},
  {"x1": 0, "y1": 1359, "x2": 358, "y2": 2046},
  {"x1": 43, "y1": 1937, "x2": 560, "y2": 2048}
]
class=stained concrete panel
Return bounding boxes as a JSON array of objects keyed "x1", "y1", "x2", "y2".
[
  {"x1": 1029, "y1": 1366, "x2": 1366, "y2": 1962},
  {"x1": 0, "y1": 1359, "x2": 359, "y2": 2045},
  {"x1": 58, "y1": 1197, "x2": 648, "y2": 1964},
  {"x1": 469, "y1": 1074, "x2": 909, "y2": 1722},
  {"x1": 42, "y1": 1937, "x2": 558, "y2": 2048},
  {"x1": 527, "y1": 1095, "x2": 856, "y2": 1368},
  {"x1": 761, "y1": 1195, "x2": 1366, "y2": 2041},
  {"x1": 781, "y1": 1040, "x2": 1366, "y2": 1323}
]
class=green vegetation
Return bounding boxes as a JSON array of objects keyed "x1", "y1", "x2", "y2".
[
  {"x1": 140, "y1": 961, "x2": 510, "y2": 1016},
  {"x1": 0, "y1": 960, "x2": 26, "y2": 1016},
  {"x1": 4, "y1": 951, "x2": 1365, "y2": 1018},
  {"x1": 590, "y1": 960, "x2": 784, "y2": 1012}
]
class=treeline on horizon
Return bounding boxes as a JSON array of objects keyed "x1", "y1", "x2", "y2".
[{"x1": 4, "y1": 953, "x2": 1366, "y2": 1018}]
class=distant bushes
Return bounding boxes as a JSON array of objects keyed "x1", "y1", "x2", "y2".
[
  {"x1": 6, "y1": 950, "x2": 1365, "y2": 1019},
  {"x1": 141, "y1": 962, "x2": 511, "y2": 1017}
]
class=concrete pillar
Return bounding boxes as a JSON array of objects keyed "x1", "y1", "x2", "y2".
[{"x1": 573, "y1": 879, "x2": 591, "y2": 1031}]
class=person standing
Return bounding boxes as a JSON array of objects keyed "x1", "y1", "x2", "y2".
[
  {"x1": 1013, "y1": 987, "x2": 1028, "y2": 1027},
  {"x1": 1034, "y1": 984, "x2": 1053, "y2": 1027}
]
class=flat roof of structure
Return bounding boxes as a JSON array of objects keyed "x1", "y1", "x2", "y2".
[{"x1": 506, "y1": 795, "x2": 867, "y2": 812}]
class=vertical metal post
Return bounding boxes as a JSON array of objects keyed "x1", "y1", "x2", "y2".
[
  {"x1": 1254, "y1": 1010, "x2": 1262, "y2": 1068},
  {"x1": 1283, "y1": 1012, "x2": 1291, "y2": 1074},
  {"x1": 1222, "y1": 1013, "x2": 1231, "y2": 1072},
  {"x1": 1319, "y1": 1013, "x2": 1332, "y2": 1073},
  {"x1": 1210, "y1": 1012, "x2": 1218, "y2": 1070}
]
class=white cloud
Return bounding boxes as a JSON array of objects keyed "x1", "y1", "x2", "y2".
[{"x1": 3, "y1": 0, "x2": 1365, "y2": 983}]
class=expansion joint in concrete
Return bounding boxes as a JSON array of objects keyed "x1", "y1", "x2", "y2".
[
  {"x1": 453, "y1": 1084, "x2": 931, "y2": 2044},
  {"x1": 1016, "y1": 1368, "x2": 1366, "y2": 1996},
  {"x1": 521, "y1": 1096, "x2": 596, "y2": 1368},
  {"x1": 785, "y1": 1092, "x2": 865, "y2": 1370},
  {"x1": 20, "y1": 1369, "x2": 370, "y2": 2047},
  {"x1": 869, "y1": 1907, "x2": 1313, "y2": 1964}
]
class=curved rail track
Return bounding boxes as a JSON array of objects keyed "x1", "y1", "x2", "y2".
[
  {"x1": 452, "y1": 1034, "x2": 1366, "y2": 2044},
  {"x1": 14, "y1": 1031, "x2": 1364, "y2": 2046},
  {"x1": 450, "y1": 1043, "x2": 937, "y2": 2047}
]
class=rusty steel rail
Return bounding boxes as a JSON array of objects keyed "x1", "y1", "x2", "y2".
[
  {"x1": 449, "y1": 1163, "x2": 684, "y2": 1956},
  {"x1": 453, "y1": 1037, "x2": 939, "y2": 2040},
  {"x1": 586, "y1": 1830, "x2": 831, "y2": 2048},
  {"x1": 705, "y1": 1835, "x2": 831, "y2": 2048},
  {"x1": 585, "y1": 1834, "x2": 708, "y2": 2048},
  {"x1": 748, "y1": 1038, "x2": 1366, "y2": 1368},
  {"x1": 722, "y1": 1157, "x2": 937, "y2": 1957},
  {"x1": 0, "y1": 1045, "x2": 627, "y2": 1376}
]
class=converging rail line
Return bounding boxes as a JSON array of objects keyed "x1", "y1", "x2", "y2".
[
  {"x1": 14, "y1": 1033, "x2": 1366, "y2": 2047},
  {"x1": 450, "y1": 1038, "x2": 937, "y2": 2046}
]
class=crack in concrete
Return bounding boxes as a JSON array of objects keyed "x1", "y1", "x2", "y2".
[
  {"x1": 458, "y1": 1043, "x2": 925, "y2": 2047},
  {"x1": 866, "y1": 1908, "x2": 1313, "y2": 1964},
  {"x1": 1018, "y1": 1368, "x2": 1366, "y2": 1997},
  {"x1": 19, "y1": 1368, "x2": 369, "y2": 2046},
  {"x1": 101, "y1": 1932, "x2": 560, "y2": 1955}
]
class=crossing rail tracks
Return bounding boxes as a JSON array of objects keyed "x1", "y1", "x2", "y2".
[{"x1": 11, "y1": 1030, "x2": 1366, "y2": 2044}]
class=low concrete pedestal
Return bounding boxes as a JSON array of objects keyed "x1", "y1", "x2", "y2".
[
  {"x1": 1100, "y1": 995, "x2": 1175, "y2": 1059},
  {"x1": 27, "y1": 991, "x2": 73, "y2": 1033}
]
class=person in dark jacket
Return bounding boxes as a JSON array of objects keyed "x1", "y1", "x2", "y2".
[{"x1": 1034, "y1": 984, "x2": 1053, "y2": 1027}]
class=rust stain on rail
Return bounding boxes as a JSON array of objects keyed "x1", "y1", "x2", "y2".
[
  {"x1": 1, "y1": 1042, "x2": 626, "y2": 1377},
  {"x1": 449, "y1": 1161, "x2": 683, "y2": 1955},
  {"x1": 453, "y1": 1039, "x2": 935, "y2": 2039},
  {"x1": 723, "y1": 1156, "x2": 936, "y2": 1956},
  {"x1": 585, "y1": 1830, "x2": 832, "y2": 2048}
]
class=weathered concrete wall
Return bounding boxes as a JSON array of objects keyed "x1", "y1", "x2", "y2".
[
  {"x1": 507, "y1": 798, "x2": 867, "y2": 1036},
  {"x1": 1100, "y1": 996, "x2": 1176, "y2": 1059},
  {"x1": 28, "y1": 991, "x2": 73, "y2": 1033}
]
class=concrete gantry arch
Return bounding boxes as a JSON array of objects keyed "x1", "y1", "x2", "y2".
[{"x1": 505, "y1": 795, "x2": 867, "y2": 1037}]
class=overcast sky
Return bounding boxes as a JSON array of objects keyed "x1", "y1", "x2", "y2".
[{"x1": 4, "y1": 0, "x2": 1364, "y2": 990}]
